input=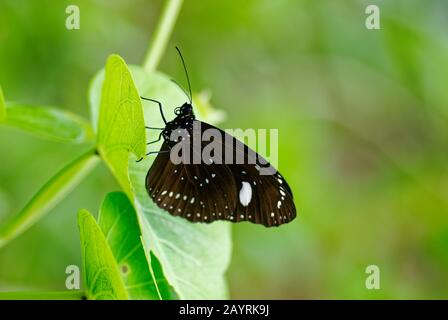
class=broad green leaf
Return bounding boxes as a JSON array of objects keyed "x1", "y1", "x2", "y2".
[
  {"x1": 0, "y1": 150, "x2": 100, "y2": 248},
  {"x1": 0, "y1": 86, "x2": 5, "y2": 122},
  {"x1": 90, "y1": 63, "x2": 232, "y2": 299},
  {"x1": 129, "y1": 159, "x2": 231, "y2": 299},
  {"x1": 96, "y1": 55, "x2": 146, "y2": 198},
  {"x1": 98, "y1": 191, "x2": 176, "y2": 299},
  {"x1": 78, "y1": 209, "x2": 128, "y2": 300},
  {"x1": 1, "y1": 103, "x2": 94, "y2": 143},
  {"x1": 89, "y1": 69, "x2": 104, "y2": 133}
]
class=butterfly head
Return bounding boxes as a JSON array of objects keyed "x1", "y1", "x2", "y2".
[
  {"x1": 174, "y1": 102, "x2": 194, "y2": 118},
  {"x1": 162, "y1": 102, "x2": 195, "y2": 144}
]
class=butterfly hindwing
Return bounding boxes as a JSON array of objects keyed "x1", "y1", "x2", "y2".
[
  {"x1": 199, "y1": 121, "x2": 296, "y2": 226},
  {"x1": 231, "y1": 166, "x2": 295, "y2": 227}
]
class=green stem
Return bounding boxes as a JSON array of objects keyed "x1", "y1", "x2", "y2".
[
  {"x1": 143, "y1": 0, "x2": 183, "y2": 72},
  {"x1": 0, "y1": 85, "x2": 6, "y2": 122},
  {"x1": 0, "y1": 290, "x2": 85, "y2": 300},
  {"x1": 0, "y1": 149, "x2": 100, "y2": 248}
]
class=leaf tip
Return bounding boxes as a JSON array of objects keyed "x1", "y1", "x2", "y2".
[
  {"x1": 77, "y1": 209, "x2": 93, "y2": 226},
  {"x1": 106, "y1": 54, "x2": 127, "y2": 70}
]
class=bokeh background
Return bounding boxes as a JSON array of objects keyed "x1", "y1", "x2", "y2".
[{"x1": 1, "y1": 0, "x2": 448, "y2": 299}]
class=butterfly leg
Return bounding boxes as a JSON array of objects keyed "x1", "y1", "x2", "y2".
[
  {"x1": 141, "y1": 97, "x2": 167, "y2": 124},
  {"x1": 146, "y1": 126, "x2": 164, "y2": 130},
  {"x1": 136, "y1": 150, "x2": 170, "y2": 163},
  {"x1": 146, "y1": 131, "x2": 163, "y2": 145}
]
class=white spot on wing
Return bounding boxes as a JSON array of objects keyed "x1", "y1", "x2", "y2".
[{"x1": 239, "y1": 181, "x2": 252, "y2": 207}]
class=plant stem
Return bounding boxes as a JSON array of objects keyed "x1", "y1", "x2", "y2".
[
  {"x1": 0, "y1": 85, "x2": 6, "y2": 121},
  {"x1": 143, "y1": 0, "x2": 183, "y2": 72},
  {"x1": 0, "y1": 150, "x2": 100, "y2": 248},
  {"x1": 0, "y1": 290, "x2": 85, "y2": 300}
]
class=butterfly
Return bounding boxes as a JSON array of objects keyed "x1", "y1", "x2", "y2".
[{"x1": 141, "y1": 48, "x2": 296, "y2": 227}]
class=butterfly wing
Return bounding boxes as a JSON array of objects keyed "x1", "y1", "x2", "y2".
[
  {"x1": 199, "y1": 121, "x2": 296, "y2": 226},
  {"x1": 146, "y1": 141, "x2": 239, "y2": 223},
  {"x1": 229, "y1": 165, "x2": 296, "y2": 227},
  {"x1": 145, "y1": 121, "x2": 296, "y2": 227}
]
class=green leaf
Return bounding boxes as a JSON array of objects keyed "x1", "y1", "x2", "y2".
[
  {"x1": 98, "y1": 191, "x2": 176, "y2": 299},
  {"x1": 89, "y1": 63, "x2": 232, "y2": 299},
  {"x1": 129, "y1": 67, "x2": 231, "y2": 299},
  {"x1": 0, "y1": 150, "x2": 100, "y2": 248},
  {"x1": 78, "y1": 209, "x2": 128, "y2": 300},
  {"x1": 1, "y1": 103, "x2": 94, "y2": 143},
  {"x1": 129, "y1": 159, "x2": 232, "y2": 299},
  {"x1": 0, "y1": 86, "x2": 6, "y2": 122},
  {"x1": 96, "y1": 55, "x2": 146, "y2": 198}
]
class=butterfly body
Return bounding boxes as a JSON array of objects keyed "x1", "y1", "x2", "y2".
[{"x1": 161, "y1": 102, "x2": 195, "y2": 145}]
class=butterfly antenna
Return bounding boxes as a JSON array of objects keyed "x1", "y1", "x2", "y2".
[{"x1": 175, "y1": 46, "x2": 192, "y2": 104}]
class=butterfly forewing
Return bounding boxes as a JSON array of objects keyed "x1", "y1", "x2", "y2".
[{"x1": 146, "y1": 141, "x2": 239, "y2": 223}]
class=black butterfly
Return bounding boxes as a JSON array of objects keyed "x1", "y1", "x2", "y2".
[{"x1": 141, "y1": 48, "x2": 296, "y2": 227}]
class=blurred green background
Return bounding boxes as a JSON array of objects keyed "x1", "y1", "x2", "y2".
[{"x1": 1, "y1": 0, "x2": 448, "y2": 299}]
